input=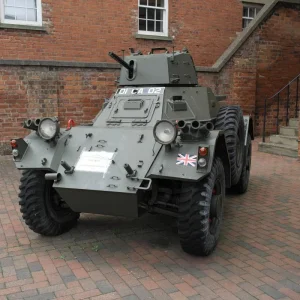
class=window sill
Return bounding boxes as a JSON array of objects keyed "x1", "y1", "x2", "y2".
[
  {"x1": 0, "y1": 23, "x2": 47, "y2": 32},
  {"x1": 241, "y1": 0, "x2": 266, "y2": 4},
  {"x1": 135, "y1": 33, "x2": 173, "y2": 41}
]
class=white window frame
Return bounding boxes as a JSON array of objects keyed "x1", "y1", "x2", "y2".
[
  {"x1": 0, "y1": 0, "x2": 42, "y2": 26},
  {"x1": 242, "y1": 4, "x2": 261, "y2": 29},
  {"x1": 138, "y1": 0, "x2": 168, "y2": 37}
]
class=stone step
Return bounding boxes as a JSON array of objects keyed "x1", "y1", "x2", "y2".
[
  {"x1": 258, "y1": 142, "x2": 298, "y2": 158},
  {"x1": 270, "y1": 135, "x2": 298, "y2": 147},
  {"x1": 289, "y1": 118, "x2": 299, "y2": 127},
  {"x1": 279, "y1": 126, "x2": 298, "y2": 137}
]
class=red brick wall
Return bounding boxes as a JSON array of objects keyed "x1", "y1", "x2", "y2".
[
  {"x1": 255, "y1": 4, "x2": 300, "y2": 135},
  {"x1": 299, "y1": 118, "x2": 300, "y2": 158},
  {"x1": 198, "y1": 31, "x2": 258, "y2": 117},
  {"x1": 0, "y1": 67, "x2": 118, "y2": 154},
  {"x1": 2, "y1": 3, "x2": 300, "y2": 155},
  {"x1": 198, "y1": 4, "x2": 300, "y2": 137},
  {"x1": 0, "y1": 0, "x2": 242, "y2": 66}
]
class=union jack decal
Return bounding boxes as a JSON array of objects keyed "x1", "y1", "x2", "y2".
[{"x1": 176, "y1": 154, "x2": 197, "y2": 167}]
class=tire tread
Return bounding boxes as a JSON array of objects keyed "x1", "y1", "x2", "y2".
[
  {"x1": 19, "y1": 170, "x2": 79, "y2": 236},
  {"x1": 215, "y1": 105, "x2": 245, "y2": 185},
  {"x1": 178, "y1": 157, "x2": 225, "y2": 256}
]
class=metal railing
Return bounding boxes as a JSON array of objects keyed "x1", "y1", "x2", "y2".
[{"x1": 262, "y1": 74, "x2": 300, "y2": 142}]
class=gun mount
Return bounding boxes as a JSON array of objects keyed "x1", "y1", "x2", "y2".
[{"x1": 109, "y1": 51, "x2": 134, "y2": 79}]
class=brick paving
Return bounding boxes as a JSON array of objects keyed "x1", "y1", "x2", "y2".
[{"x1": 0, "y1": 139, "x2": 299, "y2": 300}]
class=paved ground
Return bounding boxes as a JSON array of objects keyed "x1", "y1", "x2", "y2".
[{"x1": 0, "y1": 139, "x2": 300, "y2": 300}]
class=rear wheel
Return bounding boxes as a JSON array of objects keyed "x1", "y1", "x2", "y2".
[
  {"x1": 19, "y1": 170, "x2": 79, "y2": 236},
  {"x1": 215, "y1": 106, "x2": 245, "y2": 185},
  {"x1": 178, "y1": 157, "x2": 225, "y2": 256},
  {"x1": 230, "y1": 134, "x2": 252, "y2": 194}
]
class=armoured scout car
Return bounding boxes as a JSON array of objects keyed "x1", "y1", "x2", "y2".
[{"x1": 11, "y1": 48, "x2": 253, "y2": 256}]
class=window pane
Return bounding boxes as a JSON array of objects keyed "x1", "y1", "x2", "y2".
[
  {"x1": 148, "y1": 20, "x2": 154, "y2": 31},
  {"x1": 139, "y1": 7, "x2": 146, "y2": 19},
  {"x1": 156, "y1": 9, "x2": 163, "y2": 21},
  {"x1": 15, "y1": 7, "x2": 26, "y2": 20},
  {"x1": 15, "y1": 0, "x2": 26, "y2": 7},
  {"x1": 148, "y1": 8, "x2": 155, "y2": 20},
  {"x1": 157, "y1": 0, "x2": 164, "y2": 7},
  {"x1": 249, "y1": 8, "x2": 255, "y2": 18},
  {"x1": 148, "y1": 0, "x2": 155, "y2": 7},
  {"x1": 243, "y1": 7, "x2": 248, "y2": 17},
  {"x1": 156, "y1": 21, "x2": 163, "y2": 32},
  {"x1": 27, "y1": 0, "x2": 37, "y2": 8},
  {"x1": 5, "y1": 0, "x2": 15, "y2": 6},
  {"x1": 140, "y1": 0, "x2": 147, "y2": 5},
  {"x1": 27, "y1": 8, "x2": 37, "y2": 21},
  {"x1": 4, "y1": 7, "x2": 15, "y2": 19},
  {"x1": 243, "y1": 18, "x2": 251, "y2": 29},
  {"x1": 139, "y1": 19, "x2": 146, "y2": 31}
]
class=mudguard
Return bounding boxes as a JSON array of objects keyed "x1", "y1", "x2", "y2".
[
  {"x1": 243, "y1": 115, "x2": 254, "y2": 144},
  {"x1": 13, "y1": 132, "x2": 69, "y2": 171},
  {"x1": 241, "y1": 115, "x2": 254, "y2": 168}
]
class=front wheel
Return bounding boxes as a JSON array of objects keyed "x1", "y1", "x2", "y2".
[
  {"x1": 178, "y1": 157, "x2": 225, "y2": 256},
  {"x1": 19, "y1": 170, "x2": 79, "y2": 236}
]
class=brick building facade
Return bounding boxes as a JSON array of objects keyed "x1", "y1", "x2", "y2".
[
  {"x1": 1, "y1": 0, "x2": 300, "y2": 156},
  {"x1": 199, "y1": 1, "x2": 300, "y2": 131},
  {"x1": 0, "y1": 0, "x2": 247, "y2": 65}
]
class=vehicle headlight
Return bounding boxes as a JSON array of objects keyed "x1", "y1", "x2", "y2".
[
  {"x1": 153, "y1": 120, "x2": 177, "y2": 145},
  {"x1": 38, "y1": 118, "x2": 60, "y2": 140}
]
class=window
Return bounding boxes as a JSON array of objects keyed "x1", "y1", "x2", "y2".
[
  {"x1": 0, "y1": 0, "x2": 42, "y2": 26},
  {"x1": 242, "y1": 5, "x2": 261, "y2": 29},
  {"x1": 138, "y1": 0, "x2": 168, "y2": 36}
]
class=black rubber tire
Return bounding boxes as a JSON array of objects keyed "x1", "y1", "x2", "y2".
[
  {"x1": 230, "y1": 134, "x2": 252, "y2": 194},
  {"x1": 19, "y1": 170, "x2": 79, "y2": 236},
  {"x1": 215, "y1": 106, "x2": 245, "y2": 186},
  {"x1": 178, "y1": 157, "x2": 225, "y2": 256}
]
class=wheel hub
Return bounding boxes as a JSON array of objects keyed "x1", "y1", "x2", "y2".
[
  {"x1": 209, "y1": 179, "x2": 223, "y2": 234},
  {"x1": 210, "y1": 194, "x2": 222, "y2": 219},
  {"x1": 236, "y1": 135, "x2": 242, "y2": 167},
  {"x1": 246, "y1": 143, "x2": 252, "y2": 171}
]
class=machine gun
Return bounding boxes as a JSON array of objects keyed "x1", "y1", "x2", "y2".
[{"x1": 109, "y1": 52, "x2": 134, "y2": 78}]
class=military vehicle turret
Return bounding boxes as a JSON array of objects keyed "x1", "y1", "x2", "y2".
[{"x1": 10, "y1": 48, "x2": 253, "y2": 256}]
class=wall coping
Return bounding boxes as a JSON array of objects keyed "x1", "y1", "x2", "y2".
[
  {"x1": 200, "y1": 0, "x2": 299, "y2": 73},
  {"x1": 0, "y1": 60, "x2": 120, "y2": 69}
]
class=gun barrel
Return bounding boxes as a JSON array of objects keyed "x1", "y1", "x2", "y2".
[{"x1": 109, "y1": 52, "x2": 133, "y2": 72}]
